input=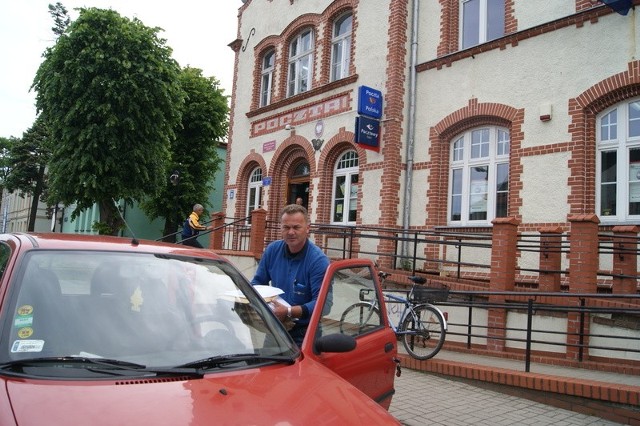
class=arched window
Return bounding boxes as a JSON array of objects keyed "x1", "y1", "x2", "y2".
[
  {"x1": 246, "y1": 168, "x2": 263, "y2": 222},
  {"x1": 260, "y1": 50, "x2": 275, "y2": 107},
  {"x1": 287, "y1": 29, "x2": 314, "y2": 97},
  {"x1": 597, "y1": 98, "x2": 640, "y2": 221},
  {"x1": 449, "y1": 127, "x2": 509, "y2": 225},
  {"x1": 331, "y1": 13, "x2": 352, "y2": 82},
  {"x1": 332, "y1": 151, "x2": 359, "y2": 224}
]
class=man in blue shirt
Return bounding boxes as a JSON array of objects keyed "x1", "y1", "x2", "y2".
[{"x1": 251, "y1": 204, "x2": 330, "y2": 346}]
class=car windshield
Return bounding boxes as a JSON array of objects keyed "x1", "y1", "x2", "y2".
[{"x1": 0, "y1": 250, "x2": 297, "y2": 375}]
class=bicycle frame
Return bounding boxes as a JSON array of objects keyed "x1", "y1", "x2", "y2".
[{"x1": 383, "y1": 291, "x2": 448, "y2": 334}]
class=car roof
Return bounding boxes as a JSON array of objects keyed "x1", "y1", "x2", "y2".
[{"x1": 1, "y1": 232, "x2": 226, "y2": 260}]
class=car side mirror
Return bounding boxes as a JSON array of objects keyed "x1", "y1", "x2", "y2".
[{"x1": 314, "y1": 333, "x2": 357, "y2": 353}]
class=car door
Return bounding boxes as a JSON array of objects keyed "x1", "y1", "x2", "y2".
[{"x1": 302, "y1": 259, "x2": 398, "y2": 409}]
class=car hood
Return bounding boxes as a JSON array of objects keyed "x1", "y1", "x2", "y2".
[{"x1": 1, "y1": 360, "x2": 399, "y2": 425}]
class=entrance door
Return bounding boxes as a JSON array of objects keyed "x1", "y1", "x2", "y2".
[{"x1": 287, "y1": 162, "x2": 310, "y2": 207}]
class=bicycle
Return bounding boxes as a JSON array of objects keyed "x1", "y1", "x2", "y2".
[{"x1": 339, "y1": 272, "x2": 448, "y2": 360}]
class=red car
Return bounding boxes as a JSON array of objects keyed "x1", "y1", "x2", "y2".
[{"x1": 0, "y1": 233, "x2": 399, "y2": 425}]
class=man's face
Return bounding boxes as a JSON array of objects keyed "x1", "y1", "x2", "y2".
[{"x1": 281, "y1": 212, "x2": 309, "y2": 253}]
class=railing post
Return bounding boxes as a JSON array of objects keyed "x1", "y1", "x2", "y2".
[
  {"x1": 566, "y1": 214, "x2": 599, "y2": 361},
  {"x1": 612, "y1": 225, "x2": 639, "y2": 294},
  {"x1": 209, "y1": 212, "x2": 225, "y2": 250},
  {"x1": 538, "y1": 226, "x2": 563, "y2": 292},
  {"x1": 487, "y1": 217, "x2": 520, "y2": 352},
  {"x1": 250, "y1": 208, "x2": 267, "y2": 260},
  {"x1": 567, "y1": 214, "x2": 599, "y2": 293}
]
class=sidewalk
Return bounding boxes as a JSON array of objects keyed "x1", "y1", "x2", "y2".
[
  {"x1": 389, "y1": 368, "x2": 624, "y2": 425},
  {"x1": 392, "y1": 349, "x2": 640, "y2": 425}
]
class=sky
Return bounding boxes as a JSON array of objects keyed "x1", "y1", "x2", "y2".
[{"x1": 0, "y1": 1, "x2": 242, "y2": 138}]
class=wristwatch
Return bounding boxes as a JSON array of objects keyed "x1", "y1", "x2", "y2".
[{"x1": 287, "y1": 306, "x2": 292, "y2": 319}]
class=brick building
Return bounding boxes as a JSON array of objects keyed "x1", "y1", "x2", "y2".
[{"x1": 223, "y1": 0, "x2": 640, "y2": 281}]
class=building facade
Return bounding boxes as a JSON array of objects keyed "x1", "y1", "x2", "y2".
[{"x1": 224, "y1": 0, "x2": 640, "y2": 279}]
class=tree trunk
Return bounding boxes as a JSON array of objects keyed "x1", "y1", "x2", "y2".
[
  {"x1": 98, "y1": 199, "x2": 124, "y2": 235},
  {"x1": 27, "y1": 165, "x2": 46, "y2": 232},
  {"x1": 162, "y1": 218, "x2": 178, "y2": 243}
]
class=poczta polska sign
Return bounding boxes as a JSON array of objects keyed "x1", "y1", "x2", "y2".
[{"x1": 355, "y1": 86, "x2": 382, "y2": 151}]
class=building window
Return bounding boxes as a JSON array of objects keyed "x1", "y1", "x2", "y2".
[
  {"x1": 461, "y1": 0, "x2": 505, "y2": 49},
  {"x1": 246, "y1": 168, "x2": 263, "y2": 223},
  {"x1": 260, "y1": 50, "x2": 275, "y2": 107},
  {"x1": 449, "y1": 127, "x2": 509, "y2": 225},
  {"x1": 287, "y1": 29, "x2": 314, "y2": 97},
  {"x1": 332, "y1": 151, "x2": 359, "y2": 224},
  {"x1": 597, "y1": 98, "x2": 640, "y2": 221},
  {"x1": 331, "y1": 13, "x2": 352, "y2": 82}
]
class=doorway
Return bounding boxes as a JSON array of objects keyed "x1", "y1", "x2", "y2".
[{"x1": 287, "y1": 161, "x2": 310, "y2": 208}]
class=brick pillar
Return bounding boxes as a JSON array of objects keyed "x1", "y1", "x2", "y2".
[
  {"x1": 250, "y1": 208, "x2": 267, "y2": 259},
  {"x1": 611, "y1": 225, "x2": 639, "y2": 294},
  {"x1": 487, "y1": 217, "x2": 520, "y2": 352},
  {"x1": 566, "y1": 214, "x2": 599, "y2": 360},
  {"x1": 567, "y1": 214, "x2": 599, "y2": 294},
  {"x1": 209, "y1": 212, "x2": 225, "y2": 250},
  {"x1": 538, "y1": 226, "x2": 563, "y2": 292}
]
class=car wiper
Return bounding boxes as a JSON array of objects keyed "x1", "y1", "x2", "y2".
[
  {"x1": 177, "y1": 353, "x2": 296, "y2": 370},
  {"x1": 0, "y1": 357, "x2": 204, "y2": 378},
  {"x1": 0, "y1": 356, "x2": 146, "y2": 370}
]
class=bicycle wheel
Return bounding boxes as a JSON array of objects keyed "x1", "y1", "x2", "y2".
[
  {"x1": 339, "y1": 302, "x2": 380, "y2": 336},
  {"x1": 400, "y1": 304, "x2": 445, "y2": 360}
]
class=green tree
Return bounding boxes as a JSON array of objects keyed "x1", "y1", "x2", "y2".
[
  {"x1": 3, "y1": 118, "x2": 52, "y2": 231},
  {"x1": 0, "y1": 137, "x2": 12, "y2": 187},
  {"x1": 32, "y1": 7, "x2": 184, "y2": 234},
  {"x1": 48, "y1": 2, "x2": 70, "y2": 37},
  {"x1": 141, "y1": 66, "x2": 228, "y2": 242}
]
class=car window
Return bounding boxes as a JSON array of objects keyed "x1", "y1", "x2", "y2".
[
  {"x1": 317, "y1": 265, "x2": 384, "y2": 338},
  {"x1": 0, "y1": 251, "x2": 297, "y2": 373},
  {"x1": 0, "y1": 243, "x2": 11, "y2": 280}
]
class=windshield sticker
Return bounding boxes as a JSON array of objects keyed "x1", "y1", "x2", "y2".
[
  {"x1": 17, "y1": 327, "x2": 34, "y2": 339},
  {"x1": 16, "y1": 304, "x2": 34, "y2": 316},
  {"x1": 11, "y1": 340, "x2": 45, "y2": 353},
  {"x1": 14, "y1": 315, "x2": 33, "y2": 328}
]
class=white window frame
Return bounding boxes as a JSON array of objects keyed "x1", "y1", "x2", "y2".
[
  {"x1": 260, "y1": 50, "x2": 275, "y2": 107},
  {"x1": 448, "y1": 127, "x2": 510, "y2": 225},
  {"x1": 331, "y1": 151, "x2": 359, "y2": 225},
  {"x1": 596, "y1": 98, "x2": 640, "y2": 222},
  {"x1": 246, "y1": 168, "x2": 263, "y2": 224},
  {"x1": 461, "y1": 0, "x2": 505, "y2": 49},
  {"x1": 287, "y1": 29, "x2": 314, "y2": 97},
  {"x1": 331, "y1": 13, "x2": 352, "y2": 82}
]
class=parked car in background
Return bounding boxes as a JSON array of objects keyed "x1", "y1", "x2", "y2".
[{"x1": 0, "y1": 233, "x2": 399, "y2": 425}]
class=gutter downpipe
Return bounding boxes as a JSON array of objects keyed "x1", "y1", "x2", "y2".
[{"x1": 401, "y1": 0, "x2": 419, "y2": 266}]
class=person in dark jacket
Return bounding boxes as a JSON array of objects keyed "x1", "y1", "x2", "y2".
[{"x1": 181, "y1": 204, "x2": 212, "y2": 248}]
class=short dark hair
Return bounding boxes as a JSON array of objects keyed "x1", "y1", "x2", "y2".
[{"x1": 281, "y1": 204, "x2": 309, "y2": 222}]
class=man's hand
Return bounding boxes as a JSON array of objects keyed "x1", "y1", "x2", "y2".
[
  {"x1": 270, "y1": 299, "x2": 289, "y2": 322},
  {"x1": 270, "y1": 300, "x2": 295, "y2": 330}
]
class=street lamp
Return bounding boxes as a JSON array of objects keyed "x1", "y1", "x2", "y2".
[{"x1": 170, "y1": 170, "x2": 180, "y2": 186}]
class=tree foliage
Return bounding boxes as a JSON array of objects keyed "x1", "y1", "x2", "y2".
[
  {"x1": 48, "y1": 2, "x2": 70, "y2": 37},
  {"x1": 0, "y1": 137, "x2": 13, "y2": 188},
  {"x1": 3, "y1": 117, "x2": 52, "y2": 231},
  {"x1": 32, "y1": 7, "x2": 184, "y2": 234},
  {"x1": 141, "y1": 66, "x2": 229, "y2": 241}
]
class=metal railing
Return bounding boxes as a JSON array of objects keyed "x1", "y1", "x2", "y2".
[
  {"x1": 433, "y1": 290, "x2": 640, "y2": 372},
  {"x1": 213, "y1": 215, "x2": 640, "y2": 289}
]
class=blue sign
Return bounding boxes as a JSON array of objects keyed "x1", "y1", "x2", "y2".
[
  {"x1": 262, "y1": 177, "x2": 272, "y2": 186},
  {"x1": 357, "y1": 86, "x2": 383, "y2": 119},
  {"x1": 355, "y1": 116, "x2": 380, "y2": 151}
]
